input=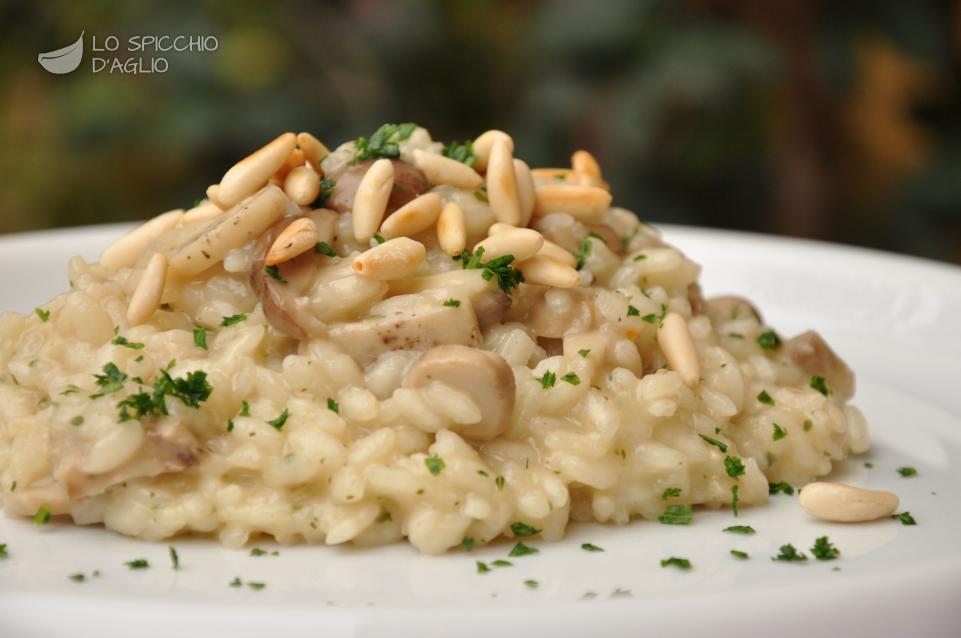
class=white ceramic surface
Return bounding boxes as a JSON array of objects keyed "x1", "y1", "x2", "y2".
[{"x1": 0, "y1": 225, "x2": 959, "y2": 638}]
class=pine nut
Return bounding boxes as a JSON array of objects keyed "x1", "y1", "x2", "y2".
[
  {"x1": 516, "y1": 254, "x2": 580, "y2": 288},
  {"x1": 474, "y1": 227, "x2": 544, "y2": 262},
  {"x1": 657, "y1": 312, "x2": 700, "y2": 385},
  {"x1": 534, "y1": 183, "x2": 613, "y2": 223},
  {"x1": 169, "y1": 185, "x2": 287, "y2": 276},
  {"x1": 799, "y1": 482, "x2": 899, "y2": 523},
  {"x1": 472, "y1": 129, "x2": 513, "y2": 173},
  {"x1": 381, "y1": 192, "x2": 443, "y2": 239},
  {"x1": 182, "y1": 200, "x2": 223, "y2": 225},
  {"x1": 537, "y1": 238, "x2": 578, "y2": 267},
  {"x1": 437, "y1": 201, "x2": 467, "y2": 255},
  {"x1": 487, "y1": 222, "x2": 514, "y2": 235},
  {"x1": 217, "y1": 132, "x2": 297, "y2": 208},
  {"x1": 571, "y1": 150, "x2": 608, "y2": 188},
  {"x1": 412, "y1": 149, "x2": 483, "y2": 190},
  {"x1": 283, "y1": 165, "x2": 321, "y2": 206},
  {"x1": 352, "y1": 158, "x2": 394, "y2": 242},
  {"x1": 353, "y1": 237, "x2": 426, "y2": 281},
  {"x1": 127, "y1": 253, "x2": 168, "y2": 325},
  {"x1": 297, "y1": 132, "x2": 330, "y2": 173},
  {"x1": 278, "y1": 148, "x2": 305, "y2": 179},
  {"x1": 486, "y1": 139, "x2": 522, "y2": 225},
  {"x1": 513, "y1": 158, "x2": 536, "y2": 227},
  {"x1": 265, "y1": 217, "x2": 320, "y2": 266},
  {"x1": 100, "y1": 209, "x2": 184, "y2": 270},
  {"x1": 206, "y1": 184, "x2": 228, "y2": 209}
]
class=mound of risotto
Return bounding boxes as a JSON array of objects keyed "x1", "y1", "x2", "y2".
[{"x1": 0, "y1": 125, "x2": 870, "y2": 553}]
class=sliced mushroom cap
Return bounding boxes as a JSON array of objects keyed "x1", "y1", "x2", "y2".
[
  {"x1": 403, "y1": 345, "x2": 515, "y2": 440},
  {"x1": 326, "y1": 159, "x2": 429, "y2": 216},
  {"x1": 704, "y1": 295, "x2": 762, "y2": 324},
  {"x1": 782, "y1": 330, "x2": 856, "y2": 400}
]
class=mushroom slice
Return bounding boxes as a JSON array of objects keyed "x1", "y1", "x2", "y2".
[
  {"x1": 703, "y1": 295, "x2": 762, "y2": 324},
  {"x1": 326, "y1": 160, "x2": 429, "y2": 216},
  {"x1": 782, "y1": 330, "x2": 856, "y2": 400},
  {"x1": 403, "y1": 345, "x2": 516, "y2": 440}
]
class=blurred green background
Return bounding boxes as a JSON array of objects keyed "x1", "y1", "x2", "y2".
[{"x1": 2, "y1": 0, "x2": 960, "y2": 263}]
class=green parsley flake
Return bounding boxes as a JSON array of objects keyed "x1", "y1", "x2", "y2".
[
  {"x1": 724, "y1": 456, "x2": 745, "y2": 479},
  {"x1": 473, "y1": 188, "x2": 489, "y2": 203},
  {"x1": 698, "y1": 434, "x2": 728, "y2": 453},
  {"x1": 510, "y1": 522, "x2": 541, "y2": 537},
  {"x1": 117, "y1": 369, "x2": 213, "y2": 423},
  {"x1": 772, "y1": 544, "x2": 807, "y2": 562},
  {"x1": 492, "y1": 559, "x2": 512, "y2": 567},
  {"x1": 730, "y1": 550, "x2": 749, "y2": 560},
  {"x1": 442, "y1": 140, "x2": 477, "y2": 166},
  {"x1": 61, "y1": 385, "x2": 80, "y2": 396},
  {"x1": 425, "y1": 455, "x2": 445, "y2": 476},
  {"x1": 314, "y1": 241, "x2": 337, "y2": 257},
  {"x1": 810, "y1": 375, "x2": 830, "y2": 396},
  {"x1": 495, "y1": 476, "x2": 505, "y2": 491},
  {"x1": 508, "y1": 542, "x2": 539, "y2": 557},
  {"x1": 229, "y1": 577, "x2": 242, "y2": 587},
  {"x1": 660, "y1": 557, "x2": 692, "y2": 570},
  {"x1": 265, "y1": 265, "x2": 287, "y2": 284},
  {"x1": 220, "y1": 314, "x2": 248, "y2": 327},
  {"x1": 892, "y1": 511, "x2": 917, "y2": 526},
  {"x1": 476, "y1": 561, "x2": 491, "y2": 574},
  {"x1": 461, "y1": 537, "x2": 475, "y2": 552},
  {"x1": 125, "y1": 559, "x2": 150, "y2": 569},
  {"x1": 897, "y1": 466, "x2": 918, "y2": 478},
  {"x1": 757, "y1": 390, "x2": 775, "y2": 405},
  {"x1": 731, "y1": 485, "x2": 740, "y2": 516},
  {"x1": 442, "y1": 298, "x2": 461, "y2": 308},
  {"x1": 327, "y1": 397, "x2": 339, "y2": 414},
  {"x1": 577, "y1": 349, "x2": 591, "y2": 357},
  {"x1": 456, "y1": 246, "x2": 524, "y2": 294},
  {"x1": 169, "y1": 546, "x2": 180, "y2": 570},
  {"x1": 573, "y1": 238, "x2": 593, "y2": 270},
  {"x1": 92, "y1": 363, "x2": 127, "y2": 398},
  {"x1": 0, "y1": 543, "x2": 7, "y2": 558},
  {"x1": 226, "y1": 419, "x2": 234, "y2": 433},
  {"x1": 769, "y1": 481, "x2": 795, "y2": 496},
  {"x1": 581, "y1": 543, "x2": 604, "y2": 552},
  {"x1": 372, "y1": 233, "x2": 386, "y2": 244},
  {"x1": 35, "y1": 308, "x2": 51, "y2": 322},
  {"x1": 267, "y1": 409, "x2": 289, "y2": 430},
  {"x1": 864, "y1": 462, "x2": 874, "y2": 469},
  {"x1": 803, "y1": 419, "x2": 813, "y2": 431},
  {"x1": 658, "y1": 504, "x2": 693, "y2": 525},
  {"x1": 69, "y1": 573, "x2": 86, "y2": 583},
  {"x1": 523, "y1": 579, "x2": 539, "y2": 589},
  {"x1": 626, "y1": 305, "x2": 640, "y2": 317},
  {"x1": 376, "y1": 511, "x2": 392, "y2": 523},
  {"x1": 112, "y1": 335, "x2": 145, "y2": 350},
  {"x1": 240, "y1": 400, "x2": 251, "y2": 417},
  {"x1": 70, "y1": 416, "x2": 84, "y2": 426},
  {"x1": 539, "y1": 371, "x2": 557, "y2": 388},
  {"x1": 317, "y1": 178, "x2": 336, "y2": 206},
  {"x1": 723, "y1": 525, "x2": 756, "y2": 535},
  {"x1": 811, "y1": 536, "x2": 840, "y2": 561},
  {"x1": 662, "y1": 487, "x2": 682, "y2": 500},
  {"x1": 34, "y1": 505, "x2": 51, "y2": 525},
  {"x1": 756, "y1": 330, "x2": 782, "y2": 350},
  {"x1": 247, "y1": 581, "x2": 266, "y2": 590},
  {"x1": 353, "y1": 123, "x2": 417, "y2": 162},
  {"x1": 772, "y1": 423, "x2": 787, "y2": 441},
  {"x1": 193, "y1": 327, "x2": 208, "y2": 350},
  {"x1": 250, "y1": 548, "x2": 268, "y2": 557},
  {"x1": 633, "y1": 254, "x2": 647, "y2": 262},
  {"x1": 560, "y1": 372, "x2": 580, "y2": 386}
]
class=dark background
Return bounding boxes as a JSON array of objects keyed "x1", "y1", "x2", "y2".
[{"x1": 2, "y1": 0, "x2": 960, "y2": 263}]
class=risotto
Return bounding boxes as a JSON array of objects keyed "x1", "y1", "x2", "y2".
[{"x1": 0, "y1": 125, "x2": 871, "y2": 553}]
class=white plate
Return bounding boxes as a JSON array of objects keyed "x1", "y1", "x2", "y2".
[{"x1": 1, "y1": 225, "x2": 960, "y2": 638}]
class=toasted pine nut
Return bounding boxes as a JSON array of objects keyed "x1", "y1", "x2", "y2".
[
  {"x1": 381, "y1": 192, "x2": 443, "y2": 239},
  {"x1": 572, "y1": 150, "x2": 602, "y2": 179},
  {"x1": 412, "y1": 150, "x2": 483, "y2": 190},
  {"x1": 799, "y1": 482, "x2": 899, "y2": 523},
  {"x1": 127, "y1": 253, "x2": 168, "y2": 325},
  {"x1": 353, "y1": 237, "x2": 426, "y2": 281},
  {"x1": 218, "y1": 132, "x2": 297, "y2": 208},
  {"x1": 101, "y1": 209, "x2": 184, "y2": 270},
  {"x1": 513, "y1": 158, "x2": 536, "y2": 227},
  {"x1": 437, "y1": 202, "x2": 467, "y2": 256},
  {"x1": 182, "y1": 200, "x2": 223, "y2": 225},
  {"x1": 487, "y1": 222, "x2": 514, "y2": 235},
  {"x1": 297, "y1": 132, "x2": 330, "y2": 173},
  {"x1": 352, "y1": 158, "x2": 394, "y2": 242},
  {"x1": 278, "y1": 148, "x2": 305, "y2": 178},
  {"x1": 265, "y1": 217, "x2": 319, "y2": 266},
  {"x1": 534, "y1": 183, "x2": 612, "y2": 223},
  {"x1": 474, "y1": 227, "x2": 544, "y2": 262},
  {"x1": 516, "y1": 254, "x2": 580, "y2": 288},
  {"x1": 657, "y1": 312, "x2": 700, "y2": 385},
  {"x1": 537, "y1": 239, "x2": 578, "y2": 267},
  {"x1": 169, "y1": 185, "x2": 287, "y2": 277},
  {"x1": 206, "y1": 184, "x2": 228, "y2": 209},
  {"x1": 486, "y1": 140, "x2": 522, "y2": 226},
  {"x1": 283, "y1": 165, "x2": 322, "y2": 206},
  {"x1": 472, "y1": 130, "x2": 514, "y2": 173}
]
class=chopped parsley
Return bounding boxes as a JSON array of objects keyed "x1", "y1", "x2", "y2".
[
  {"x1": 495, "y1": 476, "x2": 505, "y2": 491},
  {"x1": 560, "y1": 372, "x2": 581, "y2": 386},
  {"x1": 193, "y1": 327, "x2": 208, "y2": 350},
  {"x1": 573, "y1": 238, "x2": 593, "y2": 270},
  {"x1": 240, "y1": 400, "x2": 250, "y2": 417},
  {"x1": 35, "y1": 307, "x2": 50, "y2": 322},
  {"x1": 112, "y1": 335, "x2": 145, "y2": 350},
  {"x1": 661, "y1": 487, "x2": 682, "y2": 500},
  {"x1": 317, "y1": 178, "x2": 336, "y2": 205},
  {"x1": 327, "y1": 397, "x2": 339, "y2": 414},
  {"x1": 581, "y1": 543, "x2": 604, "y2": 552},
  {"x1": 810, "y1": 536, "x2": 840, "y2": 561},
  {"x1": 461, "y1": 537, "x2": 475, "y2": 552},
  {"x1": 772, "y1": 544, "x2": 807, "y2": 562},
  {"x1": 353, "y1": 122, "x2": 417, "y2": 162},
  {"x1": 626, "y1": 305, "x2": 640, "y2": 317},
  {"x1": 314, "y1": 241, "x2": 337, "y2": 257},
  {"x1": 247, "y1": 581, "x2": 266, "y2": 590},
  {"x1": 731, "y1": 485, "x2": 740, "y2": 516},
  {"x1": 70, "y1": 416, "x2": 84, "y2": 426},
  {"x1": 633, "y1": 253, "x2": 647, "y2": 262},
  {"x1": 657, "y1": 504, "x2": 693, "y2": 525},
  {"x1": 724, "y1": 456, "x2": 745, "y2": 479},
  {"x1": 265, "y1": 265, "x2": 287, "y2": 284},
  {"x1": 756, "y1": 389, "x2": 775, "y2": 406},
  {"x1": 769, "y1": 481, "x2": 795, "y2": 496},
  {"x1": 897, "y1": 466, "x2": 918, "y2": 478},
  {"x1": 641, "y1": 304, "x2": 667, "y2": 325},
  {"x1": 69, "y1": 573, "x2": 86, "y2": 583},
  {"x1": 698, "y1": 434, "x2": 728, "y2": 453},
  {"x1": 523, "y1": 579, "x2": 539, "y2": 589},
  {"x1": 250, "y1": 547, "x2": 268, "y2": 557},
  {"x1": 442, "y1": 140, "x2": 476, "y2": 166},
  {"x1": 508, "y1": 542, "x2": 539, "y2": 557},
  {"x1": 267, "y1": 409, "x2": 289, "y2": 430},
  {"x1": 425, "y1": 455, "x2": 445, "y2": 476},
  {"x1": 772, "y1": 423, "x2": 787, "y2": 441},
  {"x1": 34, "y1": 505, "x2": 51, "y2": 525},
  {"x1": 803, "y1": 419, "x2": 813, "y2": 431},
  {"x1": 476, "y1": 561, "x2": 491, "y2": 574},
  {"x1": 473, "y1": 188, "x2": 489, "y2": 203},
  {"x1": 125, "y1": 559, "x2": 150, "y2": 569},
  {"x1": 864, "y1": 462, "x2": 874, "y2": 469},
  {"x1": 492, "y1": 559, "x2": 513, "y2": 567},
  {"x1": 538, "y1": 371, "x2": 557, "y2": 388},
  {"x1": 169, "y1": 546, "x2": 180, "y2": 570},
  {"x1": 229, "y1": 577, "x2": 242, "y2": 587},
  {"x1": 891, "y1": 511, "x2": 917, "y2": 526},
  {"x1": 0, "y1": 544, "x2": 6, "y2": 558},
  {"x1": 756, "y1": 330, "x2": 782, "y2": 350},
  {"x1": 376, "y1": 511, "x2": 392, "y2": 523},
  {"x1": 442, "y1": 298, "x2": 461, "y2": 308},
  {"x1": 660, "y1": 557, "x2": 692, "y2": 570},
  {"x1": 577, "y1": 349, "x2": 591, "y2": 357},
  {"x1": 372, "y1": 232, "x2": 386, "y2": 244},
  {"x1": 61, "y1": 385, "x2": 81, "y2": 396},
  {"x1": 117, "y1": 369, "x2": 213, "y2": 422},
  {"x1": 220, "y1": 314, "x2": 248, "y2": 327},
  {"x1": 92, "y1": 363, "x2": 128, "y2": 398},
  {"x1": 724, "y1": 525, "x2": 756, "y2": 535},
  {"x1": 456, "y1": 246, "x2": 525, "y2": 295},
  {"x1": 510, "y1": 522, "x2": 541, "y2": 537},
  {"x1": 730, "y1": 550, "x2": 749, "y2": 560},
  {"x1": 810, "y1": 375, "x2": 829, "y2": 396},
  {"x1": 226, "y1": 419, "x2": 234, "y2": 433}
]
